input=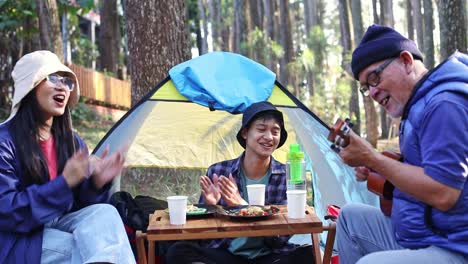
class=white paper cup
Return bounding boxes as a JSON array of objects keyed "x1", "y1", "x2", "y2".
[
  {"x1": 247, "y1": 184, "x2": 265, "y2": 206},
  {"x1": 287, "y1": 190, "x2": 307, "y2": 219},
  {"x1": 167, "y1": 196, "x2": 188, "y2": 225}
]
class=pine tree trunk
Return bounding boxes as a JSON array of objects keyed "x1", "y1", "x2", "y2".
[
  {"x1": 303, "y1": 0, "x2": 315, "y2": 36},
  {"x1": 422, "y1": 0, "x2": 435, "y2": 68},
  {"x1": 406, "y1": 0, "x2": 414, "y2": 39},
  {"x1": 364, "y1": 96, "x2": 379, "y2": 147},
  {"x1": 198, "y1": 0, "x2": 209, "y2": 55},
  {"x1": 263, "y1": 0, "x2": 274, "y2": 70},
  {"x1": 35, "y1": 0, "x2": 63, "y2": 61},
  {"x1": 304, "y1": 0, "x2": 319, "y2": 97},
  {"x1": 125, "y1": 0, "x2": 191, "y2": 106},
  {"x1": 349, "y1": 0, "x2": 363, "y2": 136},
  {"x1": 232, "y1": 0, "x2": 245, "y2": 54},
  {"x1": 208, "y1": 0, "x2": 221, "y2": 50},
  {"x1": 378, "y1": 0, "x2": 395, "y2": 139},
  {"x1": 372, "y1": 0, "x2": 380, "y2": 24},
  {"x1": 411, "y1": 0, "x2": 424, "y2": 50},
  {"x1": 99, "y1": 0, "x2": 121, "y2": 74},
  {"x1": 437, "y1": 0, "x2": 467, "y2": 60},
  {"x1": 279, "y1": 0, "x2": 293, "y2": 86}
]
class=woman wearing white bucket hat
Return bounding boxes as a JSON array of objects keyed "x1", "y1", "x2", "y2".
[{"x1": 0, "y1": 51, "x2": 135, "y2": 264}]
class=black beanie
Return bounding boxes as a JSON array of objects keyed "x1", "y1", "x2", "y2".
[{"x1": 351, "y1": 24, "x2": 423, "y2": 80}]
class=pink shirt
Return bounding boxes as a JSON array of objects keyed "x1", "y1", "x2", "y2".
[{"x1": 39, "y1": 136, "x2": 58, "y2": 180}]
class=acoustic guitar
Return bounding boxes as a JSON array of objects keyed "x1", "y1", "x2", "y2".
[{"x1": 327, "y1": 118, "x2": 401, "y2": 216}]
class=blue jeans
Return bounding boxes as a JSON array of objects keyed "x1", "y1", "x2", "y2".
[
  {"x1": 41, "y1": 204, "x2": 135, "y2": 264},
  {"x1": 336, "y1": 203, "x2": 468, "y2": 264}
]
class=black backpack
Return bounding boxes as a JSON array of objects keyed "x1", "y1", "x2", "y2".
[
  {"x1": 110, "y1": 191, "x2": 168, "y2": 232},
  {"x1": 110, "y1": 191, "x2": 169, "y2": 261}
]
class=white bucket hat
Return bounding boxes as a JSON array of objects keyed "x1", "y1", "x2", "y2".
[{"x1": 3, "y1": 50, "x2": 80, "y2": 124}]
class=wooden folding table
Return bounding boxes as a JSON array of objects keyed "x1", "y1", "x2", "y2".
[{"x1": 136, "y1": 205, "x2": 336, "y2": 264}]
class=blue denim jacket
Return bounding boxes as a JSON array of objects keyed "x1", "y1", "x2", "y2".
[{"x1": 0, "y1": 121, "x2": 110, "y2": 263}]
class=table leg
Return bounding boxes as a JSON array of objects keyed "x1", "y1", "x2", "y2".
[
  {"x1": 312, "y1": 233, "x2": 322, "y2": 264},
  {"x1": 148, "y1": 240, "x2": 155, "y2": 264},
  {"x1": 323, "y1": 223, "x2": 336, "y2": 264},
  {"x1": 136, "y1": 231, "x2": 148, "y2": 264}
]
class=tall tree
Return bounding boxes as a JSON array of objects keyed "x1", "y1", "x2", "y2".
[
  {"x1": 437, "y1": 0, "x2": 467, "y2": 60},
  {"x1": 246, "y1": 0, "x2": 262, "y2": 32},
  {"x1": 36, "y1": 0, "x2": 63, "y2": 61},
  {"x1": 372, "y1": 0, "x2": 380, "y2": 24},
  {"x1": 422, "y1": 0, "x2": 435, "y2": 68},
  {"x1": 187, "y1": 0, "x2": 203, "y2": 54},
  {"x1": 99, "y1": 0, "x2": 121, "y2": 75},
  {"x1": 338, "y1": 0, "x2": 352, "y2": 62},
  {"x1": 245, "y1": 0, "x2": 263, "y2": 60},
  {"x1": 313, "y1": 0, "x2": 326, "y2": 97},
  {"x1": 198, "y1": 0, "x2": 209, "y2": 55},
  {"x1": 380, "y1": 0, "x2": 394, "y2": 26},
  {"x1": 232, "y1": 0, "x2": 247, "y2": 55},
  {"x1": 208, "y1": 0, "x2": 221, "y2": 50},
  {"x1": 125, "y1": 0, "x2": 191, "y2": 106},
  {"x1": 263, "y1": 0, "x2": 274, "y2": 70},
  {"x1": 304, "y1": 0, "x2": 325, "y2": 97},
  {"x1": 378, "y1": 0, "x2": 395, "y2": 139},
  {"x1": 406, "y1": 0, "x2": 414, "y2": 39},
  {"x1": 411, "y1": 0, "x2": 424, "y2": 51},
  {"x1": 220, "y1": 0, "x2": 232, "y2": 51},
  {"x1": 349, "y1": 0, "x2": 364, "y2": 136},
  {"x1": 303, "y1": 0, "x2": 316, "y2": 36},
  {"x1": 338, "y1": 0, "x2": 360, "y2": 133},
  {"x1": 279, "y1": 0, "x2": 293, "y2": 86}
]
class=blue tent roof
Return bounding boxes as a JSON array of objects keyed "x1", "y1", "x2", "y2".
[{"x1": 169, "y1": 52, "x2": 276, "y2": 113}]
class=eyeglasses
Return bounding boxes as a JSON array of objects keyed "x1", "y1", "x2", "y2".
[
  {"x1": 359, "y1": 57, "x2": 396, "y2": 96},
  {"x1": 45, "y1": 74, "x2": 75, "y2": 91}
]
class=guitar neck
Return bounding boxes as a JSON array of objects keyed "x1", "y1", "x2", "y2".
[{"x1": 327, "y1": 118, "x2": 402, "y2": 217}]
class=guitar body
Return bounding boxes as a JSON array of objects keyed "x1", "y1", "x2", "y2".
[
  {"x1": 367, "y1": 150, "x2": 401, "y2": 216},
  {"x1": 367, "y1": 170, "x2": 395, "y2": 216},
  {"x1": 328, "y1": 118, "x2": 401, "y2": 217}
]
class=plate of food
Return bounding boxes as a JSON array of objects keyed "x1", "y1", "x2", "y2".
[
  {"x1": 219, "y1": 205, "x2": 280, "y2": 220},
  {"x1": 165, "y1": 204, "x2": 216, "y2": 218}
]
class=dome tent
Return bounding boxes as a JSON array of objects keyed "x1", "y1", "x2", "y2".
[{"x1": 93, "y1": 51, "x2": 378, "y2": 244}]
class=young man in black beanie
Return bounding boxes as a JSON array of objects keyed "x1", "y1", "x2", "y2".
[
  {"x1": 165, "y1": 101, "x2": 314, "y2": 264},
  {"x1": 335, "y1": 24, "x2": 468, "y2": 263}
]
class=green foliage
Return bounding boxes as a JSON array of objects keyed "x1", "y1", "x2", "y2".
[
  {"x1": 308, "y1": 26, "x2": 327, "y2": 67},
  {"x1": 220, "y1": 0, "x2": 234, "y2": 25},
  {"x1": 57, "y1": 0, "x2": 96, "y2": 16},
  {"x1": 121, "y1": 167, "x2": 205, "y2": 203},
  {"x1": 248, "y1": 27, "x2": 270, "y2": 62},
  {"x1": 66, "y1": 14, "x2": 98, "y2": 68},
  {"x1": 306, "y1": 71, "x2": 352, "y2": 126},
  {"x1": 71, "y1": 100, "x2": 114, "y2": 151},
  {"x1": 270, "y1": 41, "x2": 284, "y2": 59},
  {"x1": 186, "y1": 0, "x2": 200, "y2": 48},
  {"x1": 102, "y1": 69, "x2": 116, "y2": 78},
  {"x1": 0, "y1": 0, "x2": 36, "y2": 31},
  {"x1": 71, "y1": 37, "x2": 98, "y2": 67},
  {"x1": 71, "y1": 99, "x2": 95, "y2": 122}
]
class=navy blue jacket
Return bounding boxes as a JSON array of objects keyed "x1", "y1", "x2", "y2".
[
  {"x1": 0, "y1": 121, "x2": 110, "y2": 263},
  {"x1": 394, "y1": 52, "x2": 468, "y2": 255}
]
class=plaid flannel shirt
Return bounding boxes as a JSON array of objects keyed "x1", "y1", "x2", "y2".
[{"x1": 199, "y1": 152, "x2": 298, "y2": 253}]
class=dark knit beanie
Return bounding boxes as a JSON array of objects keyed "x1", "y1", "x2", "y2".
[{"x1": 351, "y1": 24, "x2": 423, "y2": 80}]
